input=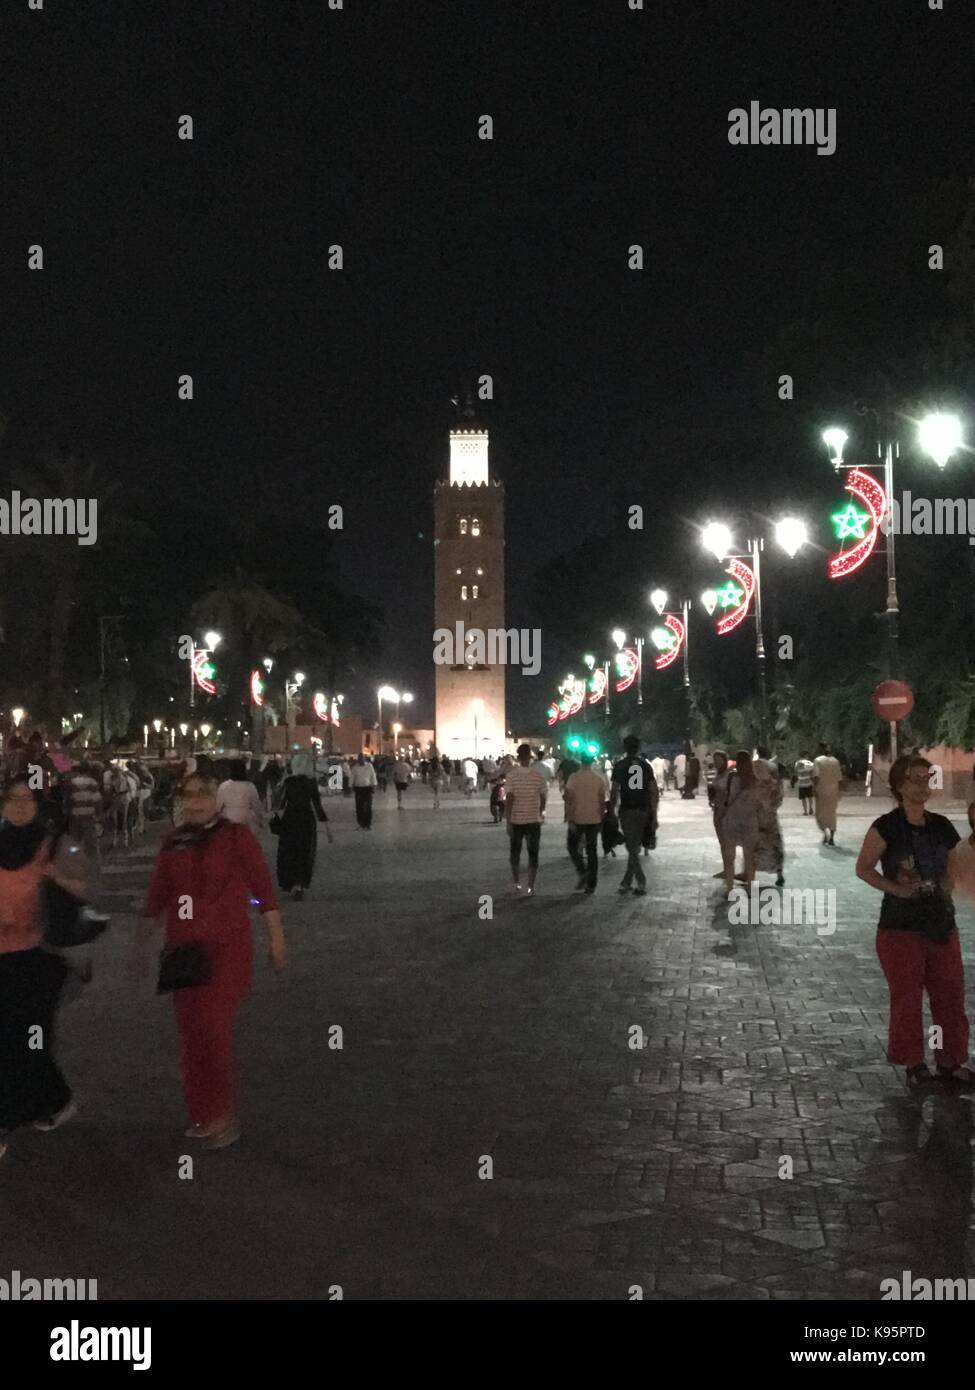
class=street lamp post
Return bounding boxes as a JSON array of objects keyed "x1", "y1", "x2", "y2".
[
  {"x1": 472, "y1": 697, "x2": 483, "y2": 757},
  {"x1": 377, "y1": 685, "x2": 399, "y2": 756},
  {"x1": 823, "y1": 412, "x2": 963, "y2": 761}
]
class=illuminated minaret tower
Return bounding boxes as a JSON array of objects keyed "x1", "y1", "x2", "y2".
[{"x1": 433, "y1": 399, "x2": 506, "y2": 758}]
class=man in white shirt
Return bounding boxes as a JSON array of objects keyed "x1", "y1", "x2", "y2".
[
  {"x1": 535, "y1": 752, "x2": 554, "y2": 786},
  {"x1": 564, "y1": 754, "x2": 609, "y2": 895},
  {"x1": 463, "y1": 756, "x2": 479, "y2": 798},
  {"x1": 505, "y1": 743, "x2": 547, "y2": 896},
  {"x1": 794, "y1": 750, "x2": 815, "y2": 816},
  {"x1": 351, "y1": 754, "x2": 378, "y2": 829}
]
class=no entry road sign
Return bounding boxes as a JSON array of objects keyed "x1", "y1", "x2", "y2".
[{"x1": 872, "y1": 680, "x2": 914, "y2": 723}]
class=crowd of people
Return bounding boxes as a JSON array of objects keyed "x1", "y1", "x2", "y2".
[{"x1": 4, "y1": 724, "x2": 975, "y2": 1163}]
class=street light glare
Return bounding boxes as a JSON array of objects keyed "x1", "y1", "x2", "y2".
[
  {"x1": 822, "y1": 428, "x2": 848, "y2": 468},
  {"x1": 650, "y1": 626, "x2": 671, "y2": 651},
  {"x1": 294, "y1": 671, "x2": 305, "y2": 685},
  {"x1": 611, "y1": 628, "x2": 626, "y2": 649},
  {"x1": 649, "y1": 588, "x2": 668, "y2": 615},
  {"x1": 204, "y1": 630, "x2": 222, "y2": 649},
  {"x1": 919, "y1": 412, "x2": 963, "y2": 468},
  {"x1": 401, "y1": 692, "x2": 414, "y2": 704},
  {"x1": 702, "y1": 522, "x2": 733, "y2": 562},
  {"x1": 774, "y1": 516, "x2": 808, "y2": 558},
  {"x1": 378, "y1": 685, "x2": 399, "y2": 701},
  {"x1": 701, "y1": 589, "x2": 719, "y2": 616}
]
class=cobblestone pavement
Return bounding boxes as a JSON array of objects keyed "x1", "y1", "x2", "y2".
[{"x1": 4, "y1": 785, "x2": 975, "y2": 1300}]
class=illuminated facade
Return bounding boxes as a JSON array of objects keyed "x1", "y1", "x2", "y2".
[{"x1": 433, "y1": 407, "x2": 506, "y2": 758}]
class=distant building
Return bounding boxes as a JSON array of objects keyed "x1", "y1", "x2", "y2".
[{"x1": 433, "y1": 402, "x2": 506, "y2": 759}]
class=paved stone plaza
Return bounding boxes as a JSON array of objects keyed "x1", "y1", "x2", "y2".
[{"x1": 4, "y1": 783, "x2": 975, "y2": 1300}]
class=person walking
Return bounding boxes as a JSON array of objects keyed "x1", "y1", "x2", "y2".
[
  {"x1": 217, "y1": 759, "x2": 266, "y2": 837},
  {"x1": 275, "y1": 752, "x2": 330, "y2": 900},
  {"x1": 462, "y1": 756, "x2": 478, "y2": 798},
  {"x1": 813, "y1": 742, "x2": 843, "y2": 845},
  {"x1": 351, "y1": 753, "x2": 377, "y2": 828},
  {"x1": 141, "y1": 772, "x2": 286, "y2": 1148},
  {"x1": 856, "y1": 754, "x2": 973, "y2": 1089},
  {"x1": 505, "y1": 743, "x2": 547, "y2": 897},
  {"x1": 65, "y1": 759, "x2": 102, "y2": 869},
  {"x1": 674, "y1": 750, "x2": 687, "y2": 797},
  {"x1": 794, "y1": 751, "x2": 815, "y2": 815},
  {"x1": 754, "y1": 747, "x2": 785, "y2": 886},
  {"x1": 0, "y1": 776, "x2": 91, "y2": 1158},
  {"x1": 707, "y1": 750, "x2": 731, "y2": 877},
  {"x1": 682, "y1": 745, "x2": 701, "y2": 800},
  {"x1": 650, "y1": 755, "x2": 666, "y2": 796},
  {"x1": 393, "y1": 756, "x2": 412, "y2": 809},
  {"x1": 610, "y1": 735, "x2": 658, "y2": 897},
  {"x1": 565, "y1": 753, "x2": 608, "y2": 895},
  {"x1": 428, "y1": 755, "x2": 443, "y2": 810},
  {"x1": 718, "y1": 751, "x2": 760, "y2": 895}
]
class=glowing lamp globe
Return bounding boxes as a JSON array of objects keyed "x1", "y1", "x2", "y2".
[
  {"x1": 650, "y1": 626, "x2": 671, "y2": 651},
  {"x1": 611, "y1": 628, "x2": 626, "y2": 650},
  {"x1": 822, "y1": 428, "x2": 848, "y2": 469},
  {"x1": 649, "y1": 588, "x2": 668, "y2": 616},
  {"x1": 774, "y1": 516, "x2": 808, "y2": 558},
  {"x1": 378, "y1": 685, "x2": 399, "y2": 701},
  {"x1": 204, "y1": 631, "x2": 222, "y2": 650},
  {"x1": 701, "y1": 589, "x2": 718, "y2": 616},
  {"x1": 702, "y1": 523, "x2": 732, "y2": 562},
  {"x1": 919, "y1": 412, "x2": 963, "y2": 468}
]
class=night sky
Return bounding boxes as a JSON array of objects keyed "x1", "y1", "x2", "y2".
[{"x1": 3, "y1": 0, "x2": 971, "y2": 731}]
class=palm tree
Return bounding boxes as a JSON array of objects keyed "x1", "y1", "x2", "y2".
[{"x1": 192, "y1": 571, "x2": 306, "y2": 752}]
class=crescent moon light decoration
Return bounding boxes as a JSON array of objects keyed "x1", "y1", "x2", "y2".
[
  {"x1": 828, "y1": 467, "x2": 888, "y2": 580},
  {"x1": 715, "y1": 558, "x2": 757, "y2": 636},
  {"x1": 614, "y1": 646, "x2": 640, "y2": 694},
  {"x1": 250, "y1": 669, "x2": 264, "y2": 707},
  {"x1": 653, "y1": 614, "x2": 686, "y2": 671},
  {"x1": 192, "y1": 648, "x2": 217, "y2": 696}
]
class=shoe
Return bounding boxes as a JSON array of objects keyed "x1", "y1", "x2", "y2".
[
  {"x1": 292, "y1": 886, "x2": 304, "y2": 901},
  {"x1": 937, "y1": 1064, "x2": 975, "y2": 1087},
  {"x1": 633, "y1": 887, "x2": 647, "y2": 896},
  {"x1": 34, "y1": 1100, "x2": 78, "y2": 1132},
  {"x1": 184, "y1": 1121, "x2": 223, "y2": 1139},
  {"x1": 828, "y1": 834, "x2": 835, "y2": 845},
  {"x1": 906, "y1": 1063, "x2": 935, "y2": 1090},
  {"x1": 203, "y1": 1120, "x2": 241, "y2": 1151},
  {"x1": 618, "y1": 884, "x2": 631, "y2": 895},
  {"x1": 524, "y1": 886, "x2": 535, "y2": 897},
  {"x1": 573, "y1": 878, "x2": 587, "y2": 894},
  {"x1": 584, "y1": 886, "x2": 595, "y2": 894},
  {"x1": 712, "y1": 870, "x2": 725, "y2": 878},
  {"x1": 775, "y1": 874, "x2": 785, "y2": 887}
]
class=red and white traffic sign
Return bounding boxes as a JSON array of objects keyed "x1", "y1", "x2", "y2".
[{"x1": 872, "y1": 680, "x2": 914, "y2": 723}]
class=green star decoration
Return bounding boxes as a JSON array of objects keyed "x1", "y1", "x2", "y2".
[
  {"x1": 654, "y1": 630, "x2": 676, "y2": 651},
  {"x1": 831, "y1": 503, "x2": 870, "y2": 540},
  {"x1": 717, "y1": 582, "x2": 744, "y2": 610}
]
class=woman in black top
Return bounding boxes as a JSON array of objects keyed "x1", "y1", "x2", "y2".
[
  {"x1": 856, "y1": 754, "x2": 972, "y2": 1089},
  {"x1": 275, "y1": 753, "x2": 329, "y2": 901}
]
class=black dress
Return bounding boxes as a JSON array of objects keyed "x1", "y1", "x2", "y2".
[{"x1": 276, "y1": 775, "x2": 327, "y2": 891}]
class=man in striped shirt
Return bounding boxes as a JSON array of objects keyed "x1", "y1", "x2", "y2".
[
  {"x1": 66, "y1": 761, "x2": 102, "y2": 866},
  {"x1": 504, "y1": 743, "x2": 547, "y2": 897}
]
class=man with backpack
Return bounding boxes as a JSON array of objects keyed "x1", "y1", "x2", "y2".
[{"x1": 610, "y1": 735, "x2": 659, "y2": 897}]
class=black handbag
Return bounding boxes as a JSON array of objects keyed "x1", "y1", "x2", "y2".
[
  {"x1": 43, "y1": 880, "x2": 110, "y2": 948},
  {"x1": 156, "y1": 941, "x2": 211, "y2": 993},
  {"x1": 269, "y1": 813, "x2": 282, "y2": 836}
]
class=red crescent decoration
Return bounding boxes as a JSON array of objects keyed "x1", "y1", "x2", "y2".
[
  {"x1": 654, "y1": 614, "x2": 686, "y2": 671},
  {"x1": 828, "y1": 467, "x2": 888, "y2": 580},
  {"x1": 192, "y1": 648, "x2": 217, "y2": 696},
  {"x1": 565, "y1": 679, "x2": 586, "y2": 716},
  {"x1": 546, "y1": 704, "x2": 560, "y2": 726},
  {"x1": 250, "y1": 669, "x2": 264, "y2": 708},
  {"x1": 313, "y1": 692, "x2": 329, "y2": 723},
  {"x1": 614, "y1": 646, "x2": 640, "y2": 694},
  {"x1": 716, "y1": 558, "x2": 757, "y2": 636},
  {"x1": 587, "y1": 666, "x2": 607, "y2": 705}
]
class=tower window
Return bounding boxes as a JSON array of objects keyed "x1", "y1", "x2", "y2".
[
  {"x1": 476, "y1": 567, "x2": 483, "y2": 575},
  {"x1": 472, "y1": 585, "x2": 479, "y2": 599},
  {"x1": 471, "y1": 517, "x2": 481, "y2": 537},
  {"x1": 455, "y1": 568, "x2": 462, "y2": 575},
  {"x1": 461, "y1": 585, "x2": 468, "y2": 600},
  {"x1": 459, "y1": 518, "x2": 468, "y2": 535}
]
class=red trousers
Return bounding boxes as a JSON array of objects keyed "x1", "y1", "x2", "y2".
[
  {"x1": 876, "y1": 928, "x2": 969, "y2": 1068},
  {"x1": 172, "y1": 932, "x2": 252, "y2": 1128}
]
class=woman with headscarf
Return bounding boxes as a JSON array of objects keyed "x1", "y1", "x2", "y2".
[
  {"x1": 0, "y1": 776, "x2": 90, "y2": 1157},
  {"x1": 275, "y1": 752, "x2": 329, "y2": 900},
  {"x1": 753, "y1": 749, "x2": 786, "y2": 886},
  {"x1": 717, "y1": 750, "x2": 760, "y2": 896},
  {"x1": 141, "y1": 772, "x2": 286, "y2": 1148}
]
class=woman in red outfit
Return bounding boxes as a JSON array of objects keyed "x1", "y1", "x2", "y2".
[
  {"x1": 856, "y1": 754, "x2": 973, "y2": 1091},
  {"x1": 141, "y1": 773, "x2": 286, "y2": 1149}
]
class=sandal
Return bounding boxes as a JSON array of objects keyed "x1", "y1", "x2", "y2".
[{"x1": 906, "y1": 1064, "x2": 935, "y2": 1089}]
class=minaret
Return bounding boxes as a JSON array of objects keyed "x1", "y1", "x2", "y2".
[{"x1": 433, "y1": 399, "x2": 506, "y2": 758}]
